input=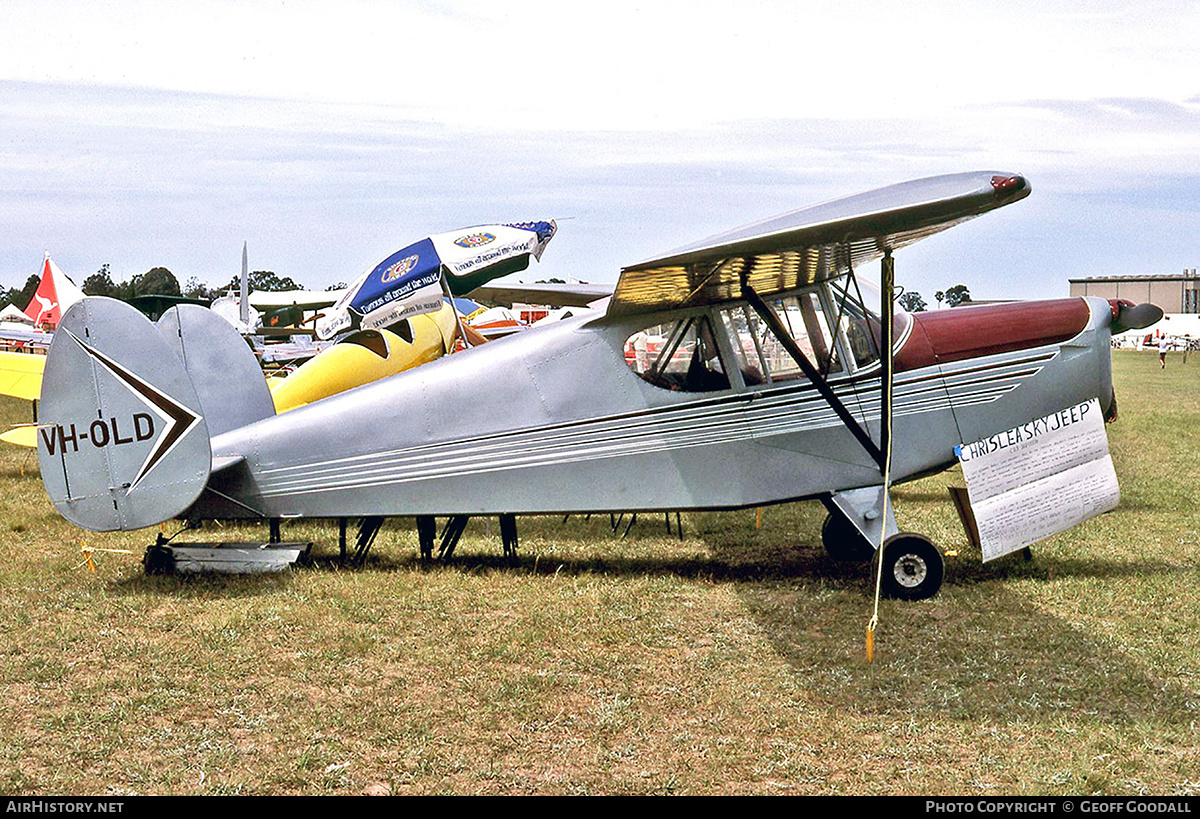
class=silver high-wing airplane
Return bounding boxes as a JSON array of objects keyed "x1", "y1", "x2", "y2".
[{"x1": 34, "y1": 172, "x2": 1161, "y2": 598}]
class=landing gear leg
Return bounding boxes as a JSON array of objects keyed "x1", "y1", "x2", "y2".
[
  {"x1": 821, "y1": 487, "x2": 896, "y2": 561},
  {"x1": 499, "y1": 514, "x2": 518, "y2": 566},
  {"x1": 820, "y1": 510, "x2": 876, "y2": 561},
  {"x1": 416, "y1": 515, "x2": 436, "y2": 562}
]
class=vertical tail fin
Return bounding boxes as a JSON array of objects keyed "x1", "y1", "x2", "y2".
[{"x1": 38, "y1": 298, "x2": 212, "y2": 531}]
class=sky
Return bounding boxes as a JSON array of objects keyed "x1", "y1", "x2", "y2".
[{"x1": 2, "y1": 0, "x2": 1199, "y2": 304}]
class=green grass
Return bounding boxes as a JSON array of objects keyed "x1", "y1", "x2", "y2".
[{"x1": 0, "y1": 350, "x2": 1197, "y2": 795}]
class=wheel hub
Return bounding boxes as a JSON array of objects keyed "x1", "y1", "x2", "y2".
[{"x1": 893, "y1": 553, "x2": 928, "y2": 588}]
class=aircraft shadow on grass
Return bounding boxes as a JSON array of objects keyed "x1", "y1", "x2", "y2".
[
  {"x1": 108, "y1": 509, "x2": 1193, "y2": 594},
  {"x1": 102, "y1": 518, "x2": 1198, "y2": 731},
  {"x1": 738, "y1": 576, "x2": 1199, "y2": 728}
]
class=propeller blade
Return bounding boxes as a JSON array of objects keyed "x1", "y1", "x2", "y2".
[{"x1": 1111, "y1": 302, "x2": 1164, "y2": 334}]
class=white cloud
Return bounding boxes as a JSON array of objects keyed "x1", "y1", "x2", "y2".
[
  {"x1": 3, "y1": 1, "x2": 1199, "y2": 129},
  {"x1": 3, "y1": 2, "x2": 1200, "y2": 301}
]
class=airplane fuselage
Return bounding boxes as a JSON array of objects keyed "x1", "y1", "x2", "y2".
[{"x1": 191, "y1": 292, "x2": 1114, "y2": 521}]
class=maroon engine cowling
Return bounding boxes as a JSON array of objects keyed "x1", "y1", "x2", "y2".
[{"x1": 895, "y1": 299, "x2": 1092, "y2": 372}]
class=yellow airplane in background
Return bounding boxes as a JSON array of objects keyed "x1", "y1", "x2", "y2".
[
  {"x1": 1, "y1": 299, "x2": 483, "y2": 446},
  {"x1": 2, "y1": 222, "x2": 580, "y2": 445},
  {"x1": 0, "y1": 351, "x2": 44, "y2": 447},
  {"x1": 267, "y1": 300, "x2": 464, "y2": 412}
]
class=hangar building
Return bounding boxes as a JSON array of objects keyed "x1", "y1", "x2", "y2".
[{"x1": 1069, "y1": 269, "x2": 1200, "y2": 313}]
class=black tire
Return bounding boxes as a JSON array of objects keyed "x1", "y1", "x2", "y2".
[
  {"x1": 821, "y1": 512, "x2": 876, "y2": 562},
  {"x1": 142, "y1": 544, "x2": 174, "y2": 576},
  {"x1": 880, "y1": 533, "x2": 944, "y2": 601}
]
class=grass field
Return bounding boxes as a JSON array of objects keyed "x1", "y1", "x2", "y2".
[{"x1": 0, "y1": 350, "x2": 1197, "y2": 795}]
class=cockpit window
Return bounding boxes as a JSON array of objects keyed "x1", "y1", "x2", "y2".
[
  {"x1": 769, "y1": 292, "x2": 843, "y2": 377},
  {"x1": 624, "y1": 277, "x2": 909, "y2": 393},
  {"x1": 711, "y1": 292, "x2": 842, "y2": 385},
  {"x1": 826, "y1": 274, "x2": 912, "y2": 369},
  {"x1": 625, "y1": 316, "x2": 730, "y2": 392},
  {"x1": 826, "y1": 275, "x2": 880, "y2": 368},
  {"x1": 713, "y1": 292, "x2": 843, "y2": 385},
  {"x1": 715, "y1": 305, "x2": 768, "y2": 386}
]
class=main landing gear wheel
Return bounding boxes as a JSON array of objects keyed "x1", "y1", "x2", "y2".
[
  {"x1": 821, "y1": 512, "x2": 875, "y2": 562},
  {"x1": 880, "y1": 533, "x2": 944, "y2": 601}
]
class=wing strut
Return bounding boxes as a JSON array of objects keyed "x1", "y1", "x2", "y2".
[
  {"x1": 880, "y1": 249, "x2": 894, "y2": 472},
  {"x1": 867, "y1": 248, "x2": 897, "y2": 661},
  {"x1": 740, "y1": 276, "x2": 885, "y2": 470}
]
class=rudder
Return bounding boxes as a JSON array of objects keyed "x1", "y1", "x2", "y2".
[{"x1": 157, "y1": 304, "x2": 275, "y2": 436}]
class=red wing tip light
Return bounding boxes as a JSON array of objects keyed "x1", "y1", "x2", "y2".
[{"x1": 991, "y1": 175, "x2": 1026, "y2": 193}]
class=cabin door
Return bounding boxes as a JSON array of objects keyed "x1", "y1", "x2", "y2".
[{"x1": 713, "y1": 292, "x2": 881, "y2": 491}]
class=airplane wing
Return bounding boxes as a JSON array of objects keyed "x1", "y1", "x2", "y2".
[
  {"x1": 0, "y1": 425, "x2": 37, "y2": 448},
  {"x1": 0, "y1": 324, "x2": 53, "y2": 352},
  {"x1": 0, "y1": 350, "x2": 46, "y2": 401},
  {"x1": 248, "y1": 289, "x2": 346, "y2": 311},
  {"x1": 607, "y1": 171, "x2": 1030, "y2": 317},
  {"x1": 468, "y1": 281, "x2": 614, "y2": 308}
]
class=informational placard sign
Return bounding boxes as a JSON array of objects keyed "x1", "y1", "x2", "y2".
[{"x1": 955, "y1": 398, "x2": 1120, "y2": 562}]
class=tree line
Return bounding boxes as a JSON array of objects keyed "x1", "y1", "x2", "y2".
[
  {"x1": 898, "y1": 284, "x2": 971, "y2": 312},
  {"x1": 2, "y1": 263, "x2": 313, "y2": 311},
  {"x1": 4, "y1": 262, "x2": 972, "y2": 316}
]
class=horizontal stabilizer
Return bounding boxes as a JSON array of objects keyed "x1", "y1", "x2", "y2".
[
  {"x1": 212, "y1": 454, "x2": 246, "y2": 473},
  {"x1": 38, "y1": 298, "x2": 212, "y2": 531}
]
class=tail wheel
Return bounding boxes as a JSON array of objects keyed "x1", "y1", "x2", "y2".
[
  {"x1": 821, "y1": 512, "x2": 875, "y2": 562},
  {"x1": 880, "y1": 533, "x2": 944, "y2": 601},
  {"x1": 142, "y1": 544, "x2": 174, "y2": 576}
]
